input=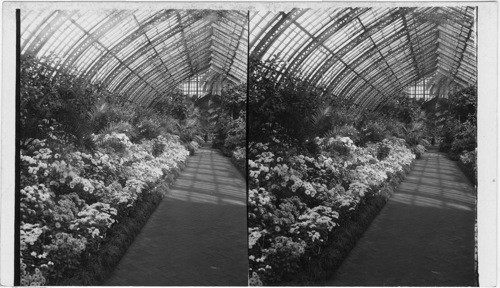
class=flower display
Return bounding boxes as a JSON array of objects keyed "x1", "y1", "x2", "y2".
[
  {"x1": 248, "y1": 136, "x2": 415, "y2": 284},
  {"x1": 20, "y1": 132, "x2": 189, "y2": 284},
  {"x1": 458, "y1": 148, "x2": 477, "y2": 185}
]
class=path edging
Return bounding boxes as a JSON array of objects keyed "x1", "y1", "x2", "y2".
[
  {"x1": 284, "y1": 156, "x2": 417, "y2": 285},
  {"x1": 61, "y1": 155, "x2": 191, "y2": 285}
]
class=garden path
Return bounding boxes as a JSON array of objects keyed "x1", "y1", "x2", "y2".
[
  {"x1": 104, "y1": 147, "x2": 248, "y2": 286},
  {"x1": 324, "y1": 147, "x2": 477, "y2": 286}
]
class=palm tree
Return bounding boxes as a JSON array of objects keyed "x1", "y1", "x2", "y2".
[
  {"x1": 425, "y1": 72, "x2": 464, "y2": 100},
  {"x1": 201, "y1": 70, "x2": 231, "y2": 96}
]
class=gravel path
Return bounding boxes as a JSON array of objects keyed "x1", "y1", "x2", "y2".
[
  {"x1": 323, "y1": 148, "x2": 477, "y2": 286},
  {"x1": 104, "y1": 148, "x2": 248, "y2": 286}
]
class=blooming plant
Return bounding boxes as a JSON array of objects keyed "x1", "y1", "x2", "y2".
[
  {"x1": 458, "y1": 148, "x2": 477, "y2": 185},
  {"x1": 248, "y1": 136, "x2": 415, "y2": 285},
  {"x1": 19, "y1": 54, "x2": 202, "y2": 285},
  {"x1": 20, "y1": 133, "x2": 189, "y2": 284}
]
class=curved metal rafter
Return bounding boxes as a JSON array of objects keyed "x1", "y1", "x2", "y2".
[
  {"x1": 175, "y1": 11, "x2": 196, "y2": 77},
  {"x1": 21, "y1": 9, "x2": 248, "y2": 106},
  {"x1": 250, "y1": 6, "x2": 477, "y2": 111},
  {"x1": 284, "y1": 8, "x2": 367, "y2": 78},
  {"x1": 251, "y1": 9, "x2": 302, "y2": 57}
]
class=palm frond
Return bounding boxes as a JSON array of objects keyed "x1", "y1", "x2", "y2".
[
  {"x1": 201, "y1": 70, "x2": 231, "y2": 96},
  {"x1": 323, "y1": 127, "x2": 340, "y2": 139},
  {"x1": 311, "y1": 105, "x2": 333, "y2": 125},
  {"x1": 99, "y1": 121, "x2": 136, "y2": 137}
]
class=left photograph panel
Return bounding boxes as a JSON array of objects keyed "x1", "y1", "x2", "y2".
[{"x1": 18, "y1": 9, "x2": 248, "y2": 286}]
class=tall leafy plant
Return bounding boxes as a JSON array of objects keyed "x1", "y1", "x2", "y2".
[
  {"x1": 248, "y1": 57, "x2": 327, "y2": 150},
  {"x1": 20, "y1": 54, "x2": 108, "y2": 150}
]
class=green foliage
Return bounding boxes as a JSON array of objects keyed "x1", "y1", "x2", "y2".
[
  {"x1": 249, "y1": 57, "x2": 432, "y2": 154},
  {"x1": 221, "y1": 82, "x2": 247, "y2": 118},
  {"x1": 231, "y1": 147, "x2": 246, "y2": 177},
  {"x1": 458, "y1": 149, "x2": 477, "y2": 186},
  {"x1": 99, "y1": 121, "x2": 138, "y2": 140},
  {"x1": 151, "y1": 139, "x2": 166, "y2": 157},
  {"x1": 211, "y1": 114, "x2": 232, "y2": 149},
  {"x1": 379, "y1": 94, "x2": 423, "y2": 125},
  {"x1": 201, "y1": 70, "x2": 231, "y2": 96},
  {"x1": 20, "y1": 55, "x2": 104, "y2": 149},
  {"x1": 20, "y1": 54, "x2": 205, "y2": 150},
  {"x1": 324, "y1": 125, "x2": 360, "y2": 144},
  {"x1": 248, "y1": 57, "x2": 327, "y2": 149},
  {"x1": 411, "y1": 144, "x2": 427, "y2": 159},
  {"x1": 89, "y1": 100, "x2": 138, "y2": 134},
  {"x1": 153, "y1": 90, "x2": 193, "y2": 120},
  {"x1": 449, "y1": 120, "x2": 477, "y2": 159},
  {"x1": 448, "y1": 85, "x2": 477, "y2": 124},
  {"x1": 201, "y1": 80, "x2": 247, "y2": 156},
  {"x1": 224, "y1": 112, "x2": 246, "y2": 151},
  {"x1": 376, "y1": 144, "x2": 391, "y2": 160},
  {"x1": 359, "y1": 121, "x2": 389, "y2": 146},
  {"x1": 435, "y1": 86, "x2": 477, "y2": 158}
]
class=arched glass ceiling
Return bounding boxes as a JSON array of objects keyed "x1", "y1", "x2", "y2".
[
  {"x1": 250, "y1": 7, "x2": 476, "y2": 110},
  {"x1": 21, "y1": 9, "x2": 248, "y2": 106}
]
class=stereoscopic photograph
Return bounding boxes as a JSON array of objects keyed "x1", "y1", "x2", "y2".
[{"x1": 0, "y1": 1, "x2": 496, "y2": 287}]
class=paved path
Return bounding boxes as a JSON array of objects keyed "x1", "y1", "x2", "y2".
[
  {"x1": 104, "y1": 148, "x2": 248, "y2": 286},
  {"x1": 323, "y1": 147, "x2": 477, "y2": 286}
]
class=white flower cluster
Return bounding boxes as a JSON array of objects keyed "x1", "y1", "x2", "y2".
[
  {"x1": 248, "y1": 136, "x2": 416, "y2": 283},
  {"x1": 20, "y1": 132, "x2": 190, "y2": 284}
]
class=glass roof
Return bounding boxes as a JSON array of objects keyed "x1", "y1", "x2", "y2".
[
  {"x1": 250, "y1": 6, "x2": 476, "y2": 110},
  {"x1": 21, "y1": 9, "x2": 248, "y2": 106}
]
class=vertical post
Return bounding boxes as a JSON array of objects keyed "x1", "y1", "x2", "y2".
[{"x1": 15, "y1": 8, "x2": 21, "y2": 286}]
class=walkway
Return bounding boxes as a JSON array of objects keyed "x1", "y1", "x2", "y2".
[
  {"x1": 324, "y1": 147, "x2": 477, "y2": 286},
  {"x1": 104, "y1": 147, "x2": 248, "y2": 286}
]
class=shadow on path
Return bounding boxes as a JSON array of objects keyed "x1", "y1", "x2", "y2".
[
  {"x1": 322, "y1": 148, "x2": 477, "y2": 286},
  {"x1": 104, "y1": 148, "x2": 248, "y2": 286}
]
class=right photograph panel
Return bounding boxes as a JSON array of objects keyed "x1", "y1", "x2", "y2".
[{"x1": 247, "y1": 7, "x2": 478, "y2": 286}]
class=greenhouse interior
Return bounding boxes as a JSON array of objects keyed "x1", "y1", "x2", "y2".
[
  {"x1": 19, "y1": 9, "x2": 248, "y2": 286},
  {"x1": 17, "y1": 5, "x2": 479, "y2": 287},
  {"x1": 247, "y1": 6, "x2": 477, "y2": 286}
]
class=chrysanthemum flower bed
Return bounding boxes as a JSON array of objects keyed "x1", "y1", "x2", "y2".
[
  {"x1": 248, "y1": 136, "x2": 415, "y2": 285},
  {"x1": 458, "y1": 148, "x2": 477, "y2": 186},
  {"x1": 20, "y1": 132, "x2": 189, "y2": 285},
  {"x1": 232, "y1": 146, "x2": 247, "y2": 176}
]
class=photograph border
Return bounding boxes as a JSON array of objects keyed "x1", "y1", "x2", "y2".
[{"x1": 2, "y1": 1, "x2": 497, "y2": 286}]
